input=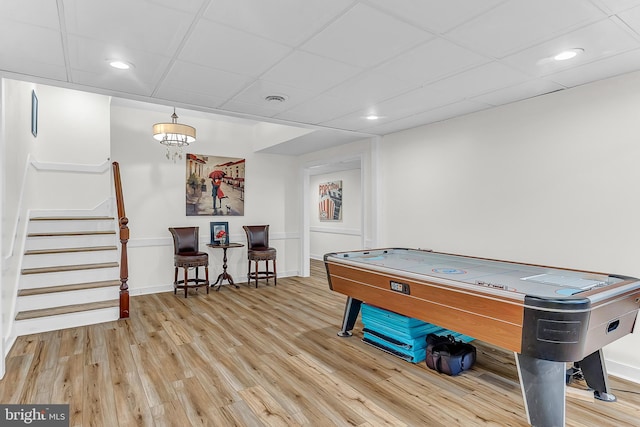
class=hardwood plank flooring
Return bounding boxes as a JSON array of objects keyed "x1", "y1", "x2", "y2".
[{"x1": 2, "y1": 259, "x2": 639, "y2": 426}]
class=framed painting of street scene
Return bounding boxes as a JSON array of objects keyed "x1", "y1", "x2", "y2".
[
  {"x1": 185, "y1": 154, "x2": 245, "y2": 216},
  {"x1": 319, "y1": 180, "x2": 342, "y2": 221}
]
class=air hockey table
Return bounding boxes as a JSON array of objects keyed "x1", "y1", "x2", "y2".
[{"x1": 324, "y1": 248, "x2": 640, "y2": 427}]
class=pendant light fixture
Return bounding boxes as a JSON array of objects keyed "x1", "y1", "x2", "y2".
[{"x1": 152, "y1": 108, "x2": 196, "y2": 162}]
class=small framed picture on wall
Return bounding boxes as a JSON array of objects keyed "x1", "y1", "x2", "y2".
[{"x1": 31, "y1": 90, "x2": 38, "y2": 137}]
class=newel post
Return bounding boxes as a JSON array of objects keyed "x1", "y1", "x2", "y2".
[{"x1": 112, "y1": 162, "x2": 130, "y2": 318}]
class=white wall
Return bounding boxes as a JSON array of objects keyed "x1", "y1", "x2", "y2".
[
  {"x1": 309, "y1": 169, "x2": 362, "y2": 259},
  {"x1": 110, "y1": 104, "x2": 300, "y2": 294},
  {"x1": 28, "y1": 85, "x2": 111, "y2": 210},
  {"x1": 378, "y1": 70, "x2": 640, "y2": 382}
]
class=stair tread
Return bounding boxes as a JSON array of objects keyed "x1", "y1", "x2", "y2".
[
  {"x1": 18, "y1": 280, "x2": 121, "y2": 296},
  {"x1": 30, "y1": 216, "x2": 115, "y2": 221},
  {"x1": 28, "y1": 230, "x2": 116, "y2": 237},
  {"x1": 22, "y1": 262, "x2": 119, "y2": 275},
  {"x1": 24, "y1": 246, "x2": 117, "y2": 255},
  {"x1": 15, "y1": 299, "x2": 119, "y2": 320}
]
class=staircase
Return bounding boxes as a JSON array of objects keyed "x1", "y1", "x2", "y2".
[{"x1": 14, "y1": 212, "x2": 121, "y2": 336}]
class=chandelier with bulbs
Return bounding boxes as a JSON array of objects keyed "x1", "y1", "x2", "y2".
[{"x1": 152, "y1": 108, "x2": 196, "y2": 162}]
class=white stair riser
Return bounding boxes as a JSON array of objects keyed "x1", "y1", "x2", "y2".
[
  {"x1": 22, "y1": 249, "x2": 119, "y2": 269},
  {"x1": 17, "y1": 286, "x2": 120, "y2": 311},
  {"x1": 20, "y1": 267, "x2": 120, "y2": 289},
  {"x1": 24, "y1": 234, "x2": 116, "y2": 251},
  {"x1": 28, "y1": 220, "x2": 116, "y2": 234},
  {"x1": 13, "y1": 307, "x2": 120, "y2": 336}
]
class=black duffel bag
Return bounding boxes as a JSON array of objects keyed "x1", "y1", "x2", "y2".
[{"x1": 425, "y1": 333, "x2": 476, "y2": 376}]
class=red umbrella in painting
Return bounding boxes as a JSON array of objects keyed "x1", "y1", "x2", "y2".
[{"x1": 208, "y1": 170, "x2": 225, "y2": 179}]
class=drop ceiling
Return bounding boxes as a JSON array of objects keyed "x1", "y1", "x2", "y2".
[{"x1": 3, "y1": 0, "x2": 640, "y2": 154}]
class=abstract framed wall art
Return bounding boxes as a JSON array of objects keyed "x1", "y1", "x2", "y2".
[
  {"x1": 319, "y1": 180, "x2": 342, "y2": 221},
  {"x1": 186, "y1": 154, "x2": 245, "y2": 216}
]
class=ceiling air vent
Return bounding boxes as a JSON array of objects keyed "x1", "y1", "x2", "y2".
[{"x1": 265, "y1": 95, "x2": 287, "y2": 103}]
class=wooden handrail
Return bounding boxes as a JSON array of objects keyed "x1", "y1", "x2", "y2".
[{"x1": 112, "y1": 161, "x2": 130, "y2": 318}]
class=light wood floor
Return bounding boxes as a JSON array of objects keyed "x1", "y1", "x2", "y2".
[{"x1": 1, "y1": 260, "x2": 639, "y2": 426}]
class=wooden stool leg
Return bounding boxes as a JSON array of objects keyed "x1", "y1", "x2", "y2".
[
  {"x1": 255, "y1": 260, "x2": 259, "y2": 288},
  {"x1": 205, "y1": 266, "x2": 209, "y2": 294},
  {"x1": 273, "y1": 259, "x2": 277, "y2": 286},
  {"x1": 174, "y1": 266, "x2": 178, "y2": 294},
  {"x1": 183, "y1": 266, "x2": 189, "y2": 298},
  {"x1": 247, "y1": 260, "x2": 251, "y2": 284}
]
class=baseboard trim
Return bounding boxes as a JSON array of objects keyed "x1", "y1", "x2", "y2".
[
  {"x1": 606, "y1": 359, "x2": 640, "y2": 385},
  {"x1": 130, "y1": 271, "x2": 298, "y2": 296}
]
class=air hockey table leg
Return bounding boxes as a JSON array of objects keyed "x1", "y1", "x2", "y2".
[
  {"x1": 337, "y1": 297, "x2": 362, "y2": 337},
  {"x1": 577, "y1": 349, "x2": 616, "y2": 402},
  {"x1": 515, "y1": 353, "x2": 566, "y2": 427}
]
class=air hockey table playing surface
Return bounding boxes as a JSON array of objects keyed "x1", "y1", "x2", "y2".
[{"x1": 334, "y1": 248, "x2": 628, "y2": 298}]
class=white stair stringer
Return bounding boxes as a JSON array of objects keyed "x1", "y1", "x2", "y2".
[{"x1": 15, "y1": 207, "x2": 122, "y2": 335}]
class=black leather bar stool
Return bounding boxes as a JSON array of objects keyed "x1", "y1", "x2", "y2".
[
  {"x1": 243, "y1": 225, "x2": 277, "y2": 287},
  {"x1": 168, "y1": 227, "x2": 209, "y2": 297}
]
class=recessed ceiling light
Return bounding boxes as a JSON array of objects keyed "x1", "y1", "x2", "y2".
[
  {"x1": 366, "y1": 115, "x2": 380, "y2": 120},
  {"x1": 109, "y1": 60, "x2": 132, "y2": 70},
  {"x1": 553, "y1": 48, "x2": 584, "y2": 61}
]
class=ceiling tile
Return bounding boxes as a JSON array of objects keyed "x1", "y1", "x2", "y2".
[
  {"x1": 2, "y1": 0, "x2": 60, "y2": 28},
  {"x1": 218, "y1": 99, "x2": 283, "y2": 118},
  {"x1": 446, "y1": 0, "x2": 607, "y2": 57},
  {"x1": 359, "y1": 61, "x2": 529, "y2": 123},
  {"x1": 63, "y1": 0, "x2": 194, "y2": 54},
  {"x1": 595, "y1": 0, "x2": 640, "y2": 13},
  {"x1": 301, "y1": 3, "x2": 433, "y2": 68},
  {"x1": 158, "y1": 61, "x2": 254, "y2": 103},
  {"x1": 67, "y1": 36, "x2": 171, "y2": 95},
  {"x1": 349, "y1": 84, "x2": 455, "y2": 123},
  {"x1": 179, "y1": 20, "x2": 292, "y2": 76},
  {"x1": 502, "y1": 18, "x2": 640, "y2": 77},
  {"x1": 324, "y1": 70, "x2": 417, "y2": 108},
  {"x1": 616, "y1": 4, "x2": 640, "y2": 34},
  {"x1": 202, "y1": 0, "x2": 353, "y2": 46},
  {"x1": 320, "y1": 110, "x2": 392, "y2": 131},
  {"x1": 260, "y1": 50, "x2": 361, "y2": 93},
  {"x1": 434, "y1": 61, "x2": 531, "y2": 99},
  {"x1": 366, "y1": 0, "x2": 504, "y2": 34},
  {"x1": 360, "y1": 100, "x2": 492, "y2": 135},
  {"x1": 374, "y1": 37, "x2": 490, "y2": 85},
  {"x1": 226, "y1": 79, "x2": 316, "y2": 112},
  {"x1": 153, "y1": 85, "x2": 229, "y2": 110},
  {"x1": 469, "y1": 78, "x2": 565, "y2": 106},
  {"x1": 137, "y1": 0, "x2": 206, "y2": 13},
  {"x1": 71, "y1": 69, "x2": 154, "y2": 97},
  {"x1": 0, "y1": 19, "x2": 67, "y2": 80},
  {"x1": 275, "y1": 94, "x2": 360, "y2": 124},
  {"x1": 545, "y1": 47, "x2": 640, "y2": 87}
]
